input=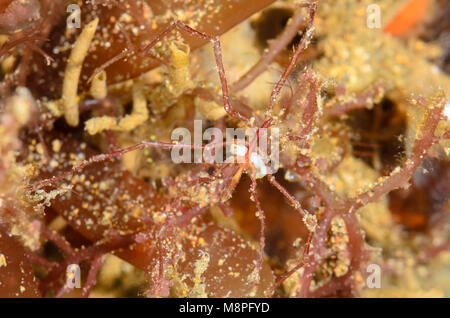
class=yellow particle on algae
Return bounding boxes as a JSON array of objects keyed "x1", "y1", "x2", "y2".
[
  {"x1": 0, "y1": 253, "x2": 7, "y2": 267},
  {"x1": 52, "y1": 139, "x2": 62, "y2": 153},
  {"x1": 395, "y1": 54, "x2": 409, "y2": 65},
  {"x1": 98, "y1": 181, "x2": 109, "y2": 191},
  {"x1": 36, "y1": 143, "x2": 44, "y2": 155},
  {"x1": 1, "y1": 55, "x2": 16, "y2": 73},
  {"x1": 49, "y1": 159, "x2": 59, "y2": 168},
  {"x1": 133, "y1": 206, "x2": 141, "y2": 218},
  {"x1": 101, "y1": 212, "x2": 113, "y2": 225},
  {"x1": 198, "y1": 237, "x2": 205, "y2": 245},
  {"x1": 44, "y1": 99, "x2": 64, "y2": 117},
  {"x1": 10, "y1": 87, "x2": 35, "y2": 125},
  {"x1": 303, "y1": 213, "x2": 318, "y2": 232},
  {"x1": 354, "y1": 271, "x2": 363, "y2": 283},
  {"x1": 152, "y1": 212, "x2": 167, "y2": 225}
]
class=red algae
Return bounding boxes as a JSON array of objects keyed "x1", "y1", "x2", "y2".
[{"x1": 0, "y1": 0, "x2": 449, "y2": 299}]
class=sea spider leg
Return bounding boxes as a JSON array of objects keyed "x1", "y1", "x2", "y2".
[
  {"x1": 27, "y1": 141, "x2": 208, "y2": 192},
  {"x1": 231, "y1": 2, "x2": 313, "y2": 93},
  {"x1": 267, "y1": 174, "x2": 308, "y2": 218},
  {"x1": 267, "y1": 2, "x2": 317, "y2": 115},
  {"x1": 81, "y1": 255, "x2": 103, "y2": 298},
  {"x1": 265, "y1": 231, "x2": 313, "y2": 297},
  {"x1": 248, "y1": 165, "x2": 266, "y2": 293}
]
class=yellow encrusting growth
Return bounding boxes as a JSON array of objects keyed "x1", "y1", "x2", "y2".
[
  {"x1": 62, "y1": 18, "x2": 99, "y2": 127},
  {"x1": 85, "y1": 82, "x2": 149, "y2": 134},
  {"x1": 189, "y1": 251, "x2": 210, "y2": 297},
  {"x1": 167, "y1": 41, "x2": 192, "y2": 96},
  {"x1": 149, "y1": 41, "x2": 193, "y2": 113},
  {"x1": 195, "y1": 96, "x2": 227, "y2": 120},
  {"x1": 0, "y1": 253, "x2": 6, "y2": 267},
  {"x1": 90, "y1": 71, "x2": 108, "y2": 100}
]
